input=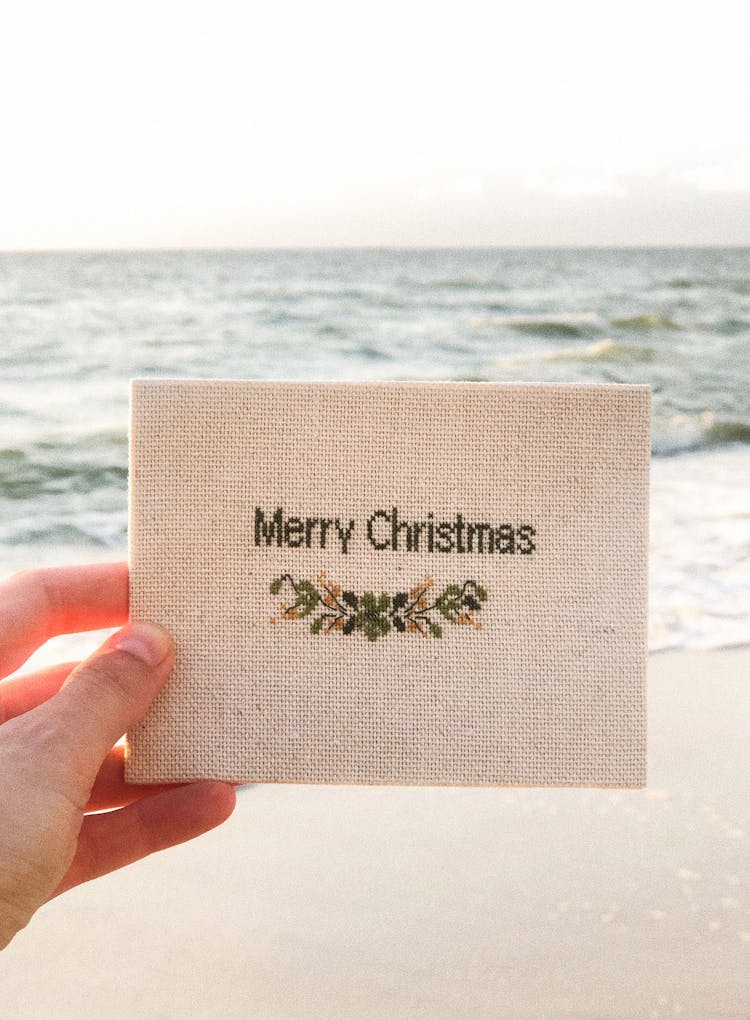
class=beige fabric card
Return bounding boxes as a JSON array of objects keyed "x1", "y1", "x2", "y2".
[{"x1": 125, "y1": 379, "x2": 650, "y2": 788}]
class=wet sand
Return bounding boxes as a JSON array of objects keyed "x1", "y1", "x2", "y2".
[{"x1": 1, "y1": 648, "x2": 748, "y2": 1018}]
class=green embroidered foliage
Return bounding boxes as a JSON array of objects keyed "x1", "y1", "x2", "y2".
[
  {"x1": 435, "y1": 579, "x2": 486, "y2": 624},
  {"x1": 269, "y1": 575, "x2": 319, "y2": 619},
  {"x1": 269, "y1": 573, "x2": 486, "y2": 640},
  {"x1": 295, "y1": 580, "x2": 319, "y2": 617},
  {"x1": 355, "y1": 591, "x2": 392, "y2": 641}
]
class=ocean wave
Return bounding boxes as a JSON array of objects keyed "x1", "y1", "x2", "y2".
[
  {"x1": 703, "y1": 420, "x2": 750, "y2": 446},
  {"x1": 472, "y1": 312, "x2": 606, "y2": 338},
  {"x1": 0, "y1": 519, "x2": 124, "y2": 547},
  {"x1": 544, "y1": 339, "x2": 655, "y2": 363},
  {"x1": 495, "y1": 338, "x2": 655, "y2": 368},
  {"x1": 232, "y1": 286, "x2": 377, "y2": 304},
  {"x1": 0, "y1": 438, "x2": 127, "y2": 500},
  {"x1": 436, "y1": 277, "x2": 507, "y2": 290},
  {"x1": 652, "y1": 412, "x2": 750, "y2": 456},
  {"x1": 611, "y1": 313, "x2": 680, "y2": 331},
  {"x1": 714, "y1": 317, "x2": 750, "y2": 336},
  {"x1": 358, "y1": 345, "x2": 393, "y2": 361},
  {"x1": 664, "y1": 276, "x2": 750, "y2": 295}
]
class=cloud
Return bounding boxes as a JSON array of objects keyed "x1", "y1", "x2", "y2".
[
  {"x1": 414, "y1": 175, "x2": 485, "y2": 203},
  {"x1": 520, "y1": 173, "x2": 629, "y2": 199},
  {"x1": 670, "y1": 159, "x2": 750, "y2": 193}
]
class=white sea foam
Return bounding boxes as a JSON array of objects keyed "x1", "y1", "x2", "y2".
[{"x1": 649, "y1": 444, "x2": 750, "y2": 651}]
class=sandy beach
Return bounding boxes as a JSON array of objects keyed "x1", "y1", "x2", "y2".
[{"x1": 1, "y1": 647, "x2": 748, "y2": 1019}]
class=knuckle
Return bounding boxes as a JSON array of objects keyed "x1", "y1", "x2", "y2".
[
  {"x1": 13, "y1": 566, "x2": 52, "y2": 604},
  {"x1": 9, "y1": 566, "x2": 63, "y2": 627},
  {"x1": 84, "y1": 651, "x2": 144, "y2": 704}
]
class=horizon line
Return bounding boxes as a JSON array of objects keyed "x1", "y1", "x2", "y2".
[{"x1": 1, "y1": 242, "x2": 749, "y2": 255}]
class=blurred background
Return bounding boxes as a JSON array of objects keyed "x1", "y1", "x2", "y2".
[
  {"x1": 1, "y1": 1, "x2": 748, "y2": 663},
  {"x1": 0, "y1": 5, "x2": 749, "y2": 1015}
]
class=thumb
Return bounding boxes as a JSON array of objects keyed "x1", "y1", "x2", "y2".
[{"x1": 40, "y1": 621, "x2": 175, "y2": 787}]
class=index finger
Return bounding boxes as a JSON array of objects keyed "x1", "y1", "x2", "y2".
[{"x1": 0, "y1": 561, "x2": 129, "y2": 679}]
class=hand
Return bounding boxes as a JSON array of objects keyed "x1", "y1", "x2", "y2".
[{"x1": 0, "y1": 561, "x2": 236, "y2": 950}]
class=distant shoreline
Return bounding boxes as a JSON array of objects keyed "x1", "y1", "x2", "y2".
[{"x1": 2, "y1": 244, "x2": 750, "y2": 255}]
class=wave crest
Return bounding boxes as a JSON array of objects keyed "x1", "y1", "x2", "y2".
[
  {"x1": 652, "y1": 412, "x2": 750, "y2": 456},
  {"x1": 545, "y1": 339, "x2": 655, "y2": 363},
  {"x1": 472, "y1": 312, "x2": 606, "y2": 338},
  {"x1": 611, "y1": 313, "x2": 680, "y2": 331}
]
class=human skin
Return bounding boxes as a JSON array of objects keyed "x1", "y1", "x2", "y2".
[{"x1": 0, "y1": 561, "x2": 237, "y2": 950}]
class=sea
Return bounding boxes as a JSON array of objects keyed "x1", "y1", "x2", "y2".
[{"x1": 1, "y1": 247, "x2": 748, "y2": 666}]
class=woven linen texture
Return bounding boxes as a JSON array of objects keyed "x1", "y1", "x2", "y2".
[{"x1": 125, "y1": 379, "x2": 650, "y2": 787}]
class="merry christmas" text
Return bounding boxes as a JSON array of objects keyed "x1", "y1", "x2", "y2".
[{"x1": 254, "y1": 506, "x2": 536, "y2": 555}]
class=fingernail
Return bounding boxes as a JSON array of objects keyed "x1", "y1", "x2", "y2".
[{"x1": 114, "y1": 621, "x2": 173, "y2": 666}]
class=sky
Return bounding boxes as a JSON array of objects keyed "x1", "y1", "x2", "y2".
[{"x1": 1, "y1": 0, "x2": 749, "y2": 249}]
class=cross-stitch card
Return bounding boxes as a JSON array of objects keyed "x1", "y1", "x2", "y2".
[{"x1": 125, "y1": 379, "x2": 650, "y2": 788}]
